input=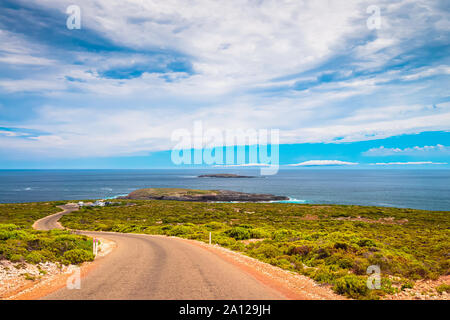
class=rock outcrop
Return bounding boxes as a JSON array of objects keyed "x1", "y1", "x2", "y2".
[{"x1": 119, "y1": 188, "x2": 288, "y2": 202}]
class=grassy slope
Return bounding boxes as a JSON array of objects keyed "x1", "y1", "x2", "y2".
[
  {"x1": 60, "y1": 199, "x2": 450, "y2": 299},
  {"x1": 0, "y1": 202, "x2": 94, "y2": 265}
]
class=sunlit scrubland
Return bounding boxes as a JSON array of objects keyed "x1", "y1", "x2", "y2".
[
  {"x1": 0, "y1": 202, "x2": 94, "y2": 265},
  {"x1": 60, "y1": 200, "x2": 450, "y2": 299}
]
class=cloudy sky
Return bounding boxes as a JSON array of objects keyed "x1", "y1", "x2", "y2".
[{"x1": 0, "y1": 0, "x2": 449, "y2": 168}]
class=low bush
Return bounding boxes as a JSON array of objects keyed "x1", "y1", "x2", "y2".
[
  {"x1": 333, "y1": 275, "x2": 369, "y2": 299},
  {"x1": 225, "y1": 227, "x2": 251, "y2": 240},
  {"x1": 25, "y1": 251, "x2": 45, "y2": 264},
  {"x1": 436, "y1": 284, "x2": 450, "y2": 294},
  {"x1": 63, "y1": 249, "x2": 95, "y2": 265}
]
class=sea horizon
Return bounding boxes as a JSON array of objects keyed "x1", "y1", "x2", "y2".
[{"x1": 1, "y1": 168, "x2": 449, "y2": 211}]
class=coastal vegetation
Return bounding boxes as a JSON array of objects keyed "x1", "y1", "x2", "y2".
[
  {"x1": 0, "y1": 203, "x2": 94, "y2": 265},
  {"x1": 59, "y1": 199, "x2": 450, "y2": 299}
]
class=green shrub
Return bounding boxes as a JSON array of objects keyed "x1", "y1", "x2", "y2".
[
  {"x1": 333, "y1": 275, "x2": 369, "y2": 299},
  {"x1": 401, "y1": 280, "x2": 414, "y2": 290},
  {"x1": 205, "y1": 222, "x2": 225, "y2": 231},
  {"x1": 253, "y1": 243, "x2": 281, "y2": 259},
  {"x1": 250, "y1": 228, "x2": 271, "y2": 239},
  {"x1": 334, "y1": 242, "x2": 349, "y2": 250},
  {"x1": 9, "y1": 254, "x2": 24, "y2": 262},
  {"x1": 314, "y1": 247, "x2": 331, "y2": 259},
  {"x1": 225, "y1": 227, "x2": 251, "y2": 240},
  {"x1": 436, "y1": 284, "x2": 450, "y2": 294},
  {"x1": 357, "y1": 239, "x2": 376, "y2": 247},
  {"x1": 63, "y1": 249, "x2": 94, "y2": 264},
  {"x1": 288, "y1": 245, "x2": 311, "y2": 256},
  {"x1": 272, "y1": 229, "x2": 293, "y2": 241},
  {"x1": 168, "y1": 225, "x2": 194, "y2": 236},
  {"x1": 25, "y1": 251, "x2": 44, "y2": 264}
]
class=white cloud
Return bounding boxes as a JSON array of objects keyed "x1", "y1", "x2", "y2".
[
  {"x1": 364, "y1": 144, "x2": 450, "y2": 156},
  {"x1": 0, "y1": 54, "x2": 55, "y2": 66},
  {"x1": 401, "y1": 65, "x2": 450, "y2": 81},
  {"x1": 214, "y1": 163, "x2": 271, "y2": 167},
  {"x1": 287, "y1": 160, "x2": 359, "y2": 166},
  {"x1": 0, "y1": 130, "x2": 28, "y2": 137},
  {"x1": 0, "y1": 0, "x2": 449, "y2": 159},
  {"x1": 370, "y1": 161, "x2": 447, "y2": 165}
]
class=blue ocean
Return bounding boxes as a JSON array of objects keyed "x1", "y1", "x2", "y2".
[{"x1": 0, "y1": 169, "x2": 449, "y2": 211}]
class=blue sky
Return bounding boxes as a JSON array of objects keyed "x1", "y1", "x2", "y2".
[{"x1": 0, "y1": 0, "x2": 449, "y2": 169}]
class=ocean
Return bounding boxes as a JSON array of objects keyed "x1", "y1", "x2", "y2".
[{"x1": 0, "y1": 169, "x2": 449, "y2": 211}]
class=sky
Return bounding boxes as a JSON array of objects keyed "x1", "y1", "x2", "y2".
[{"x1": 0, "y1": 0, "x2": 449, "y2": 169}]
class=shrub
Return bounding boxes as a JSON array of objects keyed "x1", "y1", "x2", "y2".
[
  {"x1": 168, "y1": 225, "x2": 194, "y2": 236},
  {"x1": 0, "y1": 224, "x2": 19, "y2": 231},
  {"x1": 271, "y1": 229, "x2": 293, "y2": 241},
  {"x1": 24, "y1": 273, "x2": 36, "y2": 281},
  {"x1": 333, "y1": 275, "x2": 369, "y2": 299},
  {"x1": 315, "y1": 247, "x2": 331, "y2": 259},
  {"x1": 352, "y1": 258, "x2": 370, "y2": 275},
  {"x1": 205, "y1": 222, "x2": 224, "y2": 231},
  {"x1": 9, "y1": 254, "x2": 24, "y2": 262},
  {"x1": 63, "y1": 249, "x2": 94, "y2": 265},
  {"x1": 289, "y1": 245, "x2": 311, "y2": 256},
  {"x1": 250, "y1": 228, "x2": 270, "y2": 239},
  {"x1": 401, "y1": 280, "x2": 414, "y2": 290},
  {"x1": 25, "y1": 251, "x2": 44, "y2": 264},
  {"x1": 334, "y1": 242, "x2": 349, "y2": 250},
  {"x1": 253, "y1": 243, "x2": 281, "y2": 259},
  {"x1": 357, "y1": 239, "x2": 376, "y2": 247},
  {"x1": 225, "y1": 227, "x2": 251, "y2": 240},
  {"x1": 436, "y1": 284, "x2": 450, "y2": 294}
]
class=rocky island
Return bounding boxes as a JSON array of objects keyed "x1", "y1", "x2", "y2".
[
  {"x1": 198, "y1": 174, "x2": 256, "y2": 178},
  {"x1": 119, "y1": 188, "x2": 288, "y2": 202}
]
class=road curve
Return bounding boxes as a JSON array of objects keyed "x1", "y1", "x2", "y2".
[
  {"x1": 33, "y1": 206, "x2": 288, "y2": 300},
  {"x1": 32, "y1": 205, "x2": 77, "y2": 231}
]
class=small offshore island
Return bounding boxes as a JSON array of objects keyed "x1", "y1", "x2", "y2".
[
  {"x1": 119, "y1": 188, "x2": 288, "y2": 202},
  {"x1": 198, "y1": 174, "x2": 256, "y2": 178}
]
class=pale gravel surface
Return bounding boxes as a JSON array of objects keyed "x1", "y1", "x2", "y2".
[
  {"x1": 0, "y1": 260, "x2": 68, "y2": 299},
  {"x1": 384, "y1": 275, "x2": 449, "y2": 300}
]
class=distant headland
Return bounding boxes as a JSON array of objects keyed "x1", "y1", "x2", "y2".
[{"x1": 118, "y1": 188, "x2": 288, "y2": 202}]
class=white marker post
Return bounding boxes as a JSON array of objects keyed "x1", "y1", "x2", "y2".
[
  {"x1": 93, "y1": 238, "x2": 98, "y2": 256},
  {"x1": 209, "y1": 232, "x2": 212, "y2": 245}
]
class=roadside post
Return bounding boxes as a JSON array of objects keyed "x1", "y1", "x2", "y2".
[{"x1": 93, "y1": 238, "x2": 99, "y2": 256}]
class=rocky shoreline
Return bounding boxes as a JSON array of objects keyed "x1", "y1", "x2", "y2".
[{"x1": 119, "y1": 188, "x2": 289, "y2": 202}]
